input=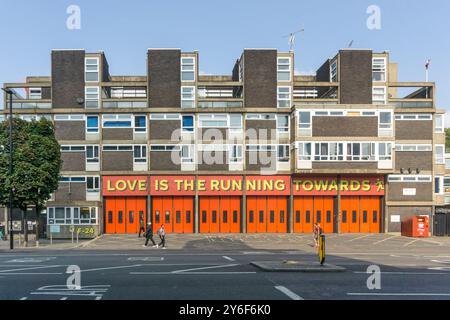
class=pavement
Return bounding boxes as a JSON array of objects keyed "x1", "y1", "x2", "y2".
[{"x1": 1, "y1": 233, "x2": 450, "y2": 300}]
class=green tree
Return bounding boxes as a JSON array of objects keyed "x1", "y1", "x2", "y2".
[
  {"x1": 445, "y1": 128, "x2": 450, "y2": 153},
  {"x1": 0, "y1": 117, "x2": 61, "y2": 246}
]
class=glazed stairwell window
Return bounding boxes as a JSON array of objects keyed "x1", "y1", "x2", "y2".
[
  {"x1": 181, "y1": 145, "x2": 194, "y2": 163},
  {"x1": 229, "y1": 114, "x2": 243, "y2": 133},
  {"x1": 85, "y1": 57, "x2": 99, "y2": 82},
  {"x1": 229, "y1": 144, "x2": 243, "y2": 163},
  {"x1": 298, "y1": 111, "x2": 311, "y2": 129},
  {"x1": 86, "y1": 145, "x2": 99, "y2": 163},
  {"x1": 133, "y1": 145, "x2": 147, "y2": 163},
  {"x1": 298, "y1": 142, "x2": 312, "y2": 160},
  {"x1": 435, "y1": 114, "x2": 444, "y2": 133},
  {"x1": 372, "y1": 57, "x2": 387, "y2": 82},
  {"x1": 277, "y1": 57, "x2": 291, "y2": 81},
  {"x1": 330, "y1": 60, "x2": 338, "y2": 82},
  {"x1": 198, "y1": 114, "x2": 228, "y2": 128},
  {"x1": 85, "y1": 87, "x2": 100, "y2": 108},
  {"x1": 181, "y1": 86, "x2": 195, "y2": 108},
  {"x1": 181, "y1": 57, "x2": 195, "y2": 81},
  {"x1": 134, "y1": 115, "x2": 147, "y2": 133},
  {"x1": 277, "y1": 115, "x2": 289, "y2": 133},
  {"x1": 86, "y1": 176, "x2": 100, "y2": 192},
  {"x1": 378, "y1": 143, "x2": 392, "y2": 160},
  {"x1": 373, "y1": 87, "x2": 387, "y2": 104},
  {"x1": 182, "y1": 115, "x2": 194, "y2": 132},
  {"x1": 277, "y1": 86, "x2": 291, "y2": 108},
  {"x1": 86, "y1": 116, "x2": 99, "y2": 133},
  {"x1": 379, "y1": 111, "x2": 392, "y2": 129},
  {"x1": 435, "y1": 145, "x2": 445, "y2": 164},
  {"x1": 277, "y1": 145, "x2": 290, "y2": 162}
]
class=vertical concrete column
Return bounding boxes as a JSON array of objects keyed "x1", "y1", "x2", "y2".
[
  {"x1": 147, "y1": 193, "x2": 152, "y2": 224},
  {"x1": 194, "y1": 184, "x2": 199, "y2": 234},
  {"x1": 336, "y1": 175, "x2": 341, "y2": 234},
  {"x1": 242, "y1": 175, "x2": 247, "y2": 233},
  {"x1": 288, "y1": 177, "x2": 294, "y2": 233},
  {"x1": 384, "y1": 175, "x2": 388, "y2": 233}
]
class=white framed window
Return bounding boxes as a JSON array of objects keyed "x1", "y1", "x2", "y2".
[
  {"x1": 330, "y1": 60, "x2": 338, "y2": 82},
  {"x1": 444, "y1": 177, "x2": 450, "y2": 191},
  {"x1": 102, "y1": 145, "x2": 133, "y2": 151},
  {"x1": 181, "y1": 86, "x2": 195, "y2": 108},
  {"x1": 298, "y1": 111, "x2": 311, "y2": 129},
  {"x1": 395, "y1": 114, "x2": 432, "y2": 120},
  {"x1": 182, "y1": 115, "x2": 194, "y2": 132},
  {"x1": 150, "y1": 113, "x2": 181, "y2": 120},
  {"x1": 435, "y1": 145, "x2": 445, "y2": 164},
  {"x1": 435, "y1": 176, "x2": 444, "y2": 195},
  {"x1": 435, "y1": 114, "x2": 444, "y2": 133},
  {"x1": 314, "y1": 110, "x2": 345, "y2": 116},
  {"x1": 133, "y1": 145, "x2": 147, "y2": 163},
  {"x1": 181, "y1": 145, "x2": 194, "y2": 163},
  {"x1": 276, "y1": 115, "x2": 289, "y2": 133},
  {"x1": 86, "y1": 176, "x2": 100, "y2": 192},
  {"x1": 298, "y1": 142, "x2": 312, "y2": 160},
  {"x1": 277, "y1": 86, "x2": 291, "y2": 108},
  {"x1": 19, "y1": 114, "x2": 51, "y2": 122},
  {"x1": 314, "y1": 142, "x2": 344, "y2": 161},
  {"x1": 198, "y1": 114, "x2": 228, "y2": 128},
  {"x1": 150, "y1": 145, "x2": 181, "y2": 151},
  {"x1": 230, "y1": 114, "x2": 243, "y2": 132},
  {"x1": 134, "y1": 115, "x2": 147, "y2": 133},
  {"x1": 61, "y1": 145, "x2": 86, "y2": 152},
  {"x1": 229, "y1": 145, "x2": 243, "y2": 163},
  {"x1": 373, "y1": 87, "x2": 387, "y2": 104},
  {"x1": 102, "y1": 114, "x2": 132, "y2": 128},
  {"x1": 86, "y1": 116, "x2": 99, "y2": 133},
  {"x1": 372, "y1": 57, "x2": 387, "y2": 82},
  {"x1": 277, "y1": 145, "x2": 290, "y2": 162},
  {"x1": 388, "y1": 175, "x2": 432, "y2": 182},
  {"x1": 245, "y1": 114, "x2": 276, "y2": 120},
  {"x1": 395, "y1": 144, "x2": 432, "y2": 152},
  {"x1": 48, "y1": 207, "x2": 97, "y2": 225},
  {"x1": 378, "y1": 143, "x2": 392, "y2": 160},
  {"x1": 85, "y1": 57, "x2": 99, "y2": 82},
  {"x1": 28, "y1": 88, "x2": 42, "y2": 100},
  {"x1": 445, "y1": 156, "x2": 450, "y2": 169},
  {"x1": 181, "y1": 57, "x2": 195, "y2": 81},
  {"x1": 86, "y1": 145, "x2": 99, "y2": 163},
  {"x1": 379, "y1": 111, "x2": 392, "y2": 129},
  {"x1": 277, "y1": 57, "x2": 291, "y2": 81},
  {"x1": 54, "y1": 114, "x2": 85, "y2": 121},
  {"x1": 346, "y1": 142, "x2": 376, "y2": 161},
  {"x1": 59, "y1": 176, "x2": 86, "y2": 183},
  {"x1": 85, "y1": 87, "x2": 99, "y2": 108}
]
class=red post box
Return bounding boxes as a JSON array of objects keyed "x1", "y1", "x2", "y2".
[{"x1": 401, "y1": 215, "x2": 430, "y2": 237}]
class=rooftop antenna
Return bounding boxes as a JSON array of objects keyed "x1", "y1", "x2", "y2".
[
  {"x1": 283, "y1": 28, "x2": 305, "y2": 51},
  {"x1": 347, "y1": 40, "x2": 354, "y2": 48}
]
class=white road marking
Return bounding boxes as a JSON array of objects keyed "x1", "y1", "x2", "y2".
[
  {"x1": 347, "y1": 234, "x2": 371, "y2": 242},
  {"x1": 0, "y1": 273, "x2": 63, "y2": 275},
  {"x1": 373, "y1": 235, "x2": 399, "y2": 245},
  {"x1": 431, "y1": 260, "x2": 450, "y2": 264},
  {"x1": 20, "y1": 297, "x2": 28, "y2": 300},
  {"x1": 95, "y1": 296, "x2": 102, "y2": 300},
  {"x1": 0, "y1": 265, "x2": 62, "y2": 273},
  {"x1": 172, "y1": 263, "x2": 239, "y2": 273},
  {"x1": 419, "y1": 239, "x2": 443, "y2": 246},
  {"x1": 130, "y1": 271, "x2": 256, "y2": 275},
  {"x1": 127, "y1": 257, "x2": 164, "y2": 262},
  {"x1": 6, "y1": 257, "x2": 56, "y2": 263},
  {"x1": 404, "y1": 239, "x2": 420, "y2": 247},
  {"x1": 79, "y1": 264, "x2": 143, "y2": 273},
  {"x1": 60, "y1": 297, "x2": 68, "y2": 300},
  {"x1": 274, "y1": 286, "x2": 303, "y2": 300},
  {"x1": 353, "y1": 271, "x2": 450, "y2": 275},
  {"x1": 222, "y1": 256, "x2": 235, "y2": 262},
  {"x1": 348, "y1": 292, "x2": 450, "y2": 297}
]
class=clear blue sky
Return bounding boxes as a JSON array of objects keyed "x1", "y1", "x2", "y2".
[{"x1": 1, "y1": 0, "x2": 449, "y2": 124}]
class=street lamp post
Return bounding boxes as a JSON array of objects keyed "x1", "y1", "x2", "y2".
[{"x1": 2, "y1": 88, "x2": 14, "y2": 250}]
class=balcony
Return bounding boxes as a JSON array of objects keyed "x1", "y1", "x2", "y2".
[
  {"x1": 197, "y1": 100, "x2": 243, "y2": 108},
  {"x1": 4, "y1": 86, "x2": 52, "y2": 109},
  {"x1": 388, "y1": 82, "x2": 434, "y2": 108},
  {"x1": 102, "y1": 99, "x2": 147, "y2": 109},
  {"x1": 293, "y1": 82, "x2": 339, "y2": 105}
]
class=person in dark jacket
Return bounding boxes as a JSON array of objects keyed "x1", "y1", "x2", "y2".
[{"x1": 142, "y1": 223, "x2": 157, "y2": 247}]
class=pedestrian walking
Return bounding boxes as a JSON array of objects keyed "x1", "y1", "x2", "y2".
[
  {"x1": 0, "y1": 223, "x2": 5, "y2": 241},
  {"x1": 313, "y1": 223, "x2": 323, "y2": 248},
  {"x1": 142, "y1": 223, "x2": 157, "y2": 248},
  {"x1": 138, "y1": 215, "x2": 146, "y2": 238},
  {"x1": 157, "y1": 224, "x2": 166, "y2": 249}
]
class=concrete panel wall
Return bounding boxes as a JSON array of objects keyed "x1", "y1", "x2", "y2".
[
  {"x1": 312, "y1": 116, "x2": 378, "y2": 137},
  {"x1": 339, "y1": 50, "x2": 372, "y2": 104}
]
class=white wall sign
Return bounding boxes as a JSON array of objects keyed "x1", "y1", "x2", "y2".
[
  {"x1": 390, "y1": 215, "x2": 401, "y2": 223},
  {"x1": 403, "y1": 188, "x2": 416, "y2": 196}
]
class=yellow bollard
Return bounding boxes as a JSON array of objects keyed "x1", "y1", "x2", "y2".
[{"x1": 318, "y1": 235, "x2": 325, "y2": 265}]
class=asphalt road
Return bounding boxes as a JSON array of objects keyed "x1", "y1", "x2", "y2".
[{"x1": 1, "y1": 234, "x2": 450, "y2": 300}]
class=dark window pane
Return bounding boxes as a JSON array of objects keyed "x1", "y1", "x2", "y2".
[
  {"x1": 176, "y1": 211, "x2": 181, "y2": 223},
  {"x1": 270, "y1": 210, "x2": 275, "y2": 223},
  {"x1": 326, "y1": 210, "x2": 331, "y2": 223},
  {"x1": 155, "y1": 210, "x2": 160, "y2": 224},
  {"x1": 306, "y1": 210, "x2": 310, "y2": 223},
  {"x1": 373, "y1": 211, "x2": 377, "y2": 223},
  {"x1": 202, "y1": 211, "x2": 207, "y2": 223},
  {"x1": 316, "y1": 210, "x2": 321, "y2": 223},
  {"x1": 129, "y1": 211, "x2": 134, "y2": 224},
  {"x1": 186, "y1": 211, "x2": 191, "y2": 223},
  {"x1": 352, "y1": 211, "x2": 357, "y2": 223},
  {"x1": 108, "y1": 211, "x2": 113, "y2": 224},
  {"x1": 280, "y1": 210, "x2": 285, "y2": 223},
  {"x1": 212, "y1": 211, "x2": 217, "y2": 223},
  {"x1": 342, "y1": 210, "x2": 347, "y2": 223},
  {"x1": 363, "y1": 210, "x2": 367, "y2": 223},
  {"x1": 233, "y1": 211, "x2": 238, "y2": 223},
  {"x1": 118, "y1": 211, "x2": 123, "y2": 224},
  {"x1": 223, "y1": 211, "x2": 228, "y2": 223},
  {"x1": 259, "y1": 211, "x2": 264, "y2": 223},
  {"x1": 296, "y1": 211, "x2": 300, "y2": 223},
  {"x1": 165, "y1": 210, "x2": 170, "y2": 223},
  {"x1": 249, "y1": 211, "x2": 254, "y2": 223}
]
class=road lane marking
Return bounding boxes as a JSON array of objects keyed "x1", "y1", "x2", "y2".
[
  {"x1": 127, "y1": 257, "x2": 164, "y2": 262},
  {"x1": 222, "y1": 256, "x2": 235, "y2": 262},
  {"x1": 130, "y1": 271, "x2": 256, "y2": 275},
  {"x1": 60, "y1": 297, "x2": 68, "y2": 300},
  {"x1": 348, "y1": 292, "x2": 450, "y2": 296},
  {"x1": 373, "y1": 235, "x2": 399, "y2": 245},
  {"x1": 404, "y1": 239, "x2": 420, "y2": 247},
  {"x1": 0, "y1": 265, "x2": 62, "y2": 273},
  {"x1": 172, "y1": 263, "x2": 239, "y2": 273},
  {"x1": 95, "y1": 296, "x2": 102, "y2": 300},
  {"x1": 347, "y1": 234, "x2": 371, "y2": 242},
  {"x1": 353, "y1": 271, "x2": 450, "y2": 275},
  {"x1": 20, "y1": 297, "x2": 28, "y2": 300},
  {"x1": 274, "y1": 286, "x2": 303, "y2": 300},
  {"x1": 0, "y1": 272, "x2": 63, "y2": 275}
]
